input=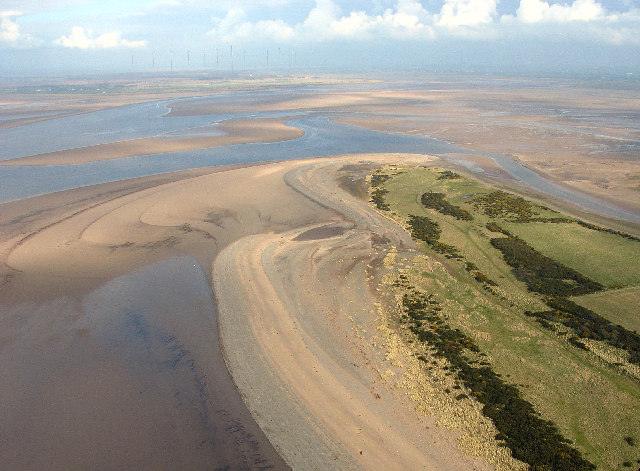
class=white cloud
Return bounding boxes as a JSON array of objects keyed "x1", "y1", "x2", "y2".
[
  {"x1": 55, "y1": 26, "x2": 147, "y2": 49},
  {"x1": 207, "y1": 8, "x2": 294, "y2": 42},
  {"x1": 437, "y1": 0, "x2": 497, "y2": 28},
  {"x1": 515, "y1": 0, "x2": 606, "y2": 23},
  {"x1": 207, "y1": 0, "x2": 435, "y2": 43},
  {"x1": 1, "y1": 10, "x2": 23, "y2": 43}
]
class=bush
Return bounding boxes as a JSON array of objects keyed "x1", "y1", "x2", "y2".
[
  {"x1": 527, "y1": 298, "x2": 640, "y2": 365},
  {"x1": 490, "y1": 235, "x2": 603, "y2": 297},
  {"x1": 421, "y1": 192, "x2": 473, "y2": 221},
  {"x1": 486, "y1": 222, "x2": 512, "y2": 235},
  {"x1": 473, "y1": 191, "x2": 540, "y2": 222},
  {"x1": 407, "y1": 215, "x2": 462, "y2": 259},
  {"x1": 371, "y1": 188, "x2": 390, "y2": 210},
  {"x1": 371, "y1": 173, "x2": 391, "y2": 187},
  {"x1": 437, "y1": 170, "x2": 461, "y2": 180},
  {"x1": 576, "y1": 220, "x2": 640, "y2": 242},
  {"x1": 402, "y1": 290, "x2": 595, "y2": 471}
]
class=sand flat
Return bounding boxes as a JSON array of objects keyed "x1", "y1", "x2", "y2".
[
  {"x1": 0, "y1": 119, "x2": 303, "y2": 166},
  {"x1": 0, "y1": 154, "x2": 493, "y2": 470}
]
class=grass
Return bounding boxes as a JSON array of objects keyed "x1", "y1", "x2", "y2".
[
  {"x1": 371, "y1": 166, "x2": 640, "y2": 470},
  {"x1": 573, "y1": 287, "x2": 640, "y2": 333},
  {"x1": 502, "y1": 222, "x2": 640, "y2": 289},
  {"x1": 402, "y1": 289, "x2": 595, "y2": 470}
]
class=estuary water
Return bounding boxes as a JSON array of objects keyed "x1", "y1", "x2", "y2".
[{"x1": 1, "y1": 91, "x2": 639, "y2": 224}]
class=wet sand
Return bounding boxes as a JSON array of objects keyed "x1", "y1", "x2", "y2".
[
  {"x1": 336, "y1": 84, "x2": 640, "y2": 213},
  {"x1": 1, "y1": 119, "x2": 302, "y2": 166},
  {"x1": 0, "y1": 154, "x2": 490, "y2": 470}
]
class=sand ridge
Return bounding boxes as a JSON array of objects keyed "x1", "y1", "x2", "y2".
[{"x1": 0, "y1": 118, "x2": 303, "y2": 166}]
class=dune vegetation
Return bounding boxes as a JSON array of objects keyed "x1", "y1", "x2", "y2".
[{"x1": 370, "y1": 166, "x2": 640, "y2": 470}]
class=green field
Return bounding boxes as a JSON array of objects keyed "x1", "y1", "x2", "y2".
[
  {"x1": 503, "y1": 222, "x2": 640, "y2": 289},
  {"x1": 575, "y1": 287, "x2": 640, "y2": 333},
  {"x1": 372, "y1": 166, "x2": 640, "y2": 470}
]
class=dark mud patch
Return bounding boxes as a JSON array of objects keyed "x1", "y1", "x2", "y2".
[
  {"x1": 338, "y1": 162, "x2": 378, "y2": 199},
  {"x1": 294, "y1": 224, "x2": 350, "y2": 241}
]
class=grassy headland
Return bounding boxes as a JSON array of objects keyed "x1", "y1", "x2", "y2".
[{"x1": 370, "y1": 166, "x2": 640, "y2": 470}]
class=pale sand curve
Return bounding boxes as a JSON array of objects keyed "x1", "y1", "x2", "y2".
[
  {"x1": 214, "y1": 157, "x2": 491, "y2": 470},
  {"x1": 1, "y1": 154, "x2": 489, "y2": 469},
  {"x1": 0, "y1": 119, "x2": 302, "y2": 166}
]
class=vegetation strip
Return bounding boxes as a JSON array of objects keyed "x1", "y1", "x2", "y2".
[
  {"x1": 407, "y1": 214, "x2": 462, "y2": 259},
  {"x1": 401, "y1": 289, "x2": 595, "y2": 471},
  {"x1": 473, "y1": 190, "x2": 571, "y2": 223},
  {"x1": 576, "y1": 220, "x2": 640, "y2": 242},
  {"x1": 371, "y1": 187, "x2": 390, "y2": 210},
  {"x1": 371, "y1": 166, "x2": 640, "y2": 468},
  {"x1": 489, "y1": 233, "x2": 603, "y2": 297},
  {"x1": 421, "y1": 192, "x2": 473, "y2": 221},
  {"x1": 527, "y1": 297, "x2": 640, "y2": 364}
]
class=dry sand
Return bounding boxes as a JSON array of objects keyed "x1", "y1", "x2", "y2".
[
  {"x1": 0, "y1": 154, "x2": 492, "y2": 470},
  {"x1": 0, "y1": 119, "x2": 303, "y2": 166}
]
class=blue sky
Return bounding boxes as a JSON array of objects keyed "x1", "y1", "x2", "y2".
[{"x1": 1, "y1": 0, "x2": 639, "y2": 76}]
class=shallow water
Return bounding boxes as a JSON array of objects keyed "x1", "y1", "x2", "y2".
[
  {"x1": 0, "y1": 256, "x2": 287, "y2": 469},
  {"x1": 0, "y1": 114, "x2": 461, "y2": 201},
  {"x1": 1, "y1": 90, "x2": 638, "y2": 224}
]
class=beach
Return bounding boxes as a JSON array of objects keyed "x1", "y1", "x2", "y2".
[{"x1": 0, "y1": 154, "x2": 492, "y2": 470}]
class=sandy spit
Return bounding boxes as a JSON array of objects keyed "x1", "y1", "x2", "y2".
[{"x1": 1, "y1": 154, "x2": 490, "y2": 470}]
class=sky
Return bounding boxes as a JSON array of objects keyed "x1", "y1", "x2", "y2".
[{"x1": 1, "y1": 0, "x2": 639, "y2": 76}]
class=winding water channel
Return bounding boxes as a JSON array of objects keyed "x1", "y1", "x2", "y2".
[
  {"x1": 1, "y1": 90, "x2": 638, "y2": 224},
  {"x1": 1, "y1": 86, "x2": 638, "y2": 470}
]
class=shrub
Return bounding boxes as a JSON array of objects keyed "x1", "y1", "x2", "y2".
[
  {"x1": 371, "y1": 173, "x2": 391, "y2": 187},
  {"x1": 421, "y1": 192, "x2": 473, "y2": 221},
  {"x1": 490, "y1": 235, "x2": 603, "y2": 297},
  {"x1": 407, "y1": 215, "x2": 462, "y2": 259},
  {"x1": 437, "y1": 170, "x2": 461, "y2": 180},
  {"x1": 486, "y1": 221, "x2": 512, "y2": 235},
  {"x1": 576, "y1": 220, "x2": 640, "y2": 242},
  {"x1": 402, "y1": 290, "x2": 595, "y2": 471},
  {"x1": 473, "y1": 191, "x2": 540, "y2": 222},
  {"x1": 371, "y1": 188, "x2": 390, "y2": 210},
  {"x1": 527, "y1": 298, "x2": 640, "y2": 365}
]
